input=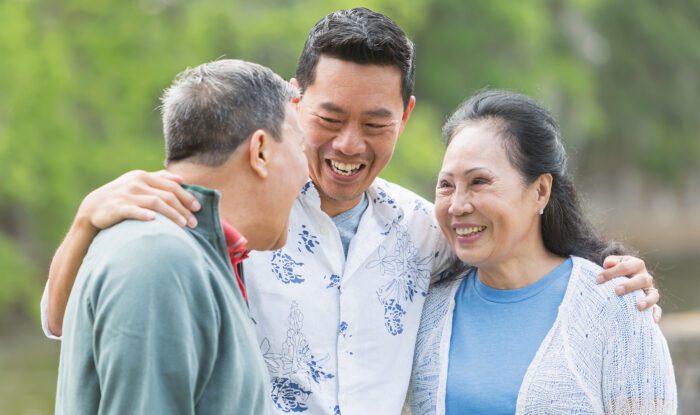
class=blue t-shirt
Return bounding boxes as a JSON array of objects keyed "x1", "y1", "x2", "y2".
[
  {"x1": 331, "y1": 193, "x2": 369, "y2": 257},
  {"x1": 445, "y1": 258, "x2": 573, "y2": 414}
]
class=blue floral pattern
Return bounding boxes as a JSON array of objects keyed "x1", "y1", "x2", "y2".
[
  {"x1": 413, "y1": 198, "x2": 430, "y2": 215},
  {"x1": 368, "y1": 222, "x2": 435, "y2": 335},
  {"x1": 297, "y1": 225, "x2": 320, "y2": 254},
  {"x1": 339, "y1": 321, "x2": 350, "y2": 338},
  {"x1": 301, "y1": 181, "x2": 313, "y2": 195},
  {"x1": 271, "y1": 250, "x2": 305, "y2": 284},
  {"x1": 324, "y1": 274, "x2": 341, "y2": 290},
  {"x1": 261, "y1": 302, "x2": 335, "y2": 413},
  {"x1": 270, "y1": 377, "x2": 311, "y2": 413},
  {"x1": 372, "y1": 186, "x2": 397, "y2": 209}
]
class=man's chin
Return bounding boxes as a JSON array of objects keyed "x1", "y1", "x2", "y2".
[{"x1": 319, "y1": 176, "x2": 372, "y2": 200}]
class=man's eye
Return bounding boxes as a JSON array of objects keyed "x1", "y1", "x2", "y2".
[
  {"x1": 366, "y1": 123, "x2": 389, "y2": 129},
  {"x1": 318, "y1": 115, "x2": 340, "y2": 124}
]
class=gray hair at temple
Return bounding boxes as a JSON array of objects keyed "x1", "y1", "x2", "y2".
[{"x1": 161, "y1": 59, "x2": 299, "y2": 166}]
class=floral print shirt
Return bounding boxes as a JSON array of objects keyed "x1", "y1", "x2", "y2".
[{"x1": 245, "y1": 178, "x2": 452, "y2": 415}]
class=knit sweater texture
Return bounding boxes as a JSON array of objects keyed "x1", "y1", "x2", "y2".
[{"x1": 410, "y1": 256, "x2": 677, "y2": 414}]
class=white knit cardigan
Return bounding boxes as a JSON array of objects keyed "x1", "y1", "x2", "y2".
[{"x1": 409, "y1": 256, "x2": 677, "y2": 414}]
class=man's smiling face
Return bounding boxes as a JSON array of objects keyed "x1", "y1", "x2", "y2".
[{"x1": 296, "y1": 55, "x2": 415, "y2": 216}]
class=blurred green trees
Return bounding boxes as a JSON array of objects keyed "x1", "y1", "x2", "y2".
[{"x1": 1, "y1": 0, "x2": 698, "y2": 317}]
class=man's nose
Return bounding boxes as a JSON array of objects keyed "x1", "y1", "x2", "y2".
[{"x1": 332, "y1": 125, "x2": 366, "y2": 155}]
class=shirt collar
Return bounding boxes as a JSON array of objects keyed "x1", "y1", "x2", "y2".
[
  {"x1": 298, "y1": 178, "x2": 404, "y2": 223},
  {"x1": 221, "y1": 221, "x2": 250, "y2": 262}
]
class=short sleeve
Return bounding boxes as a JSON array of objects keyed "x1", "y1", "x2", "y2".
[{"x1": 40, "y1": 280, "x2": 61, "y2": 340}]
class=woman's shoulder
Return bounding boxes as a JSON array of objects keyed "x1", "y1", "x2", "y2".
[
  {"x1": 428, "y1": 268, "x2": 468, "y2": 296},
  {"x1": 421, "y1": 272, "x2": 465, "y2": 323},
  {"x1": 568, "y1": 256, "x2": 647, "y2": 321}
]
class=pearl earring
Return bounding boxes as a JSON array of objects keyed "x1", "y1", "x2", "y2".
[{"x1": 538, "y1": 208, "x2": 544, "y2": 215}]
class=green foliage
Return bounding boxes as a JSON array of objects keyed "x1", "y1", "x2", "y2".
[
  {"x1": 0, "y1": 233, "x2": 38, "y2": 319},
  {"x1": 0, "y1": 0, "x2": 698, "y2": 317}
]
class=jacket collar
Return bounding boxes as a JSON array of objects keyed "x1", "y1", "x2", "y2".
[{"x1": 181, "y1": 184, "x2": 228, "y2": 254}]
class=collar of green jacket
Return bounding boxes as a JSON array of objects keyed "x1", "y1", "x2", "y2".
[{"x1": 181, "y1": 183, "x2": 228, "y2": 256}]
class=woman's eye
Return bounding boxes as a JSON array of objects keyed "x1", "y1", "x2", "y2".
[
  {"x1": 437, "y1": 180, "x2": 452, "y2": 189},
  {"x1": 472, "y1": 177, "x2": 489, "y2": 185}
]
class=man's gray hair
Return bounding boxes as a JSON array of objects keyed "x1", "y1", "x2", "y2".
[{"x1": 161, "y1": 59, "x2": 299, "y2": 166}]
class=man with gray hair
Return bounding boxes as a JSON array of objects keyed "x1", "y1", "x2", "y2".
[{"x1": 55, "y1": 59, "x2": 308, "y2": 414}]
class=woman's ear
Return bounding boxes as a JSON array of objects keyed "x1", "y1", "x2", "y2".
[
  {"x1": 249, "y1": 129, "x2": 270, "y2": 179},
  {"x1": 535, "y1": 173, "x2": 554, "y2": 210}
]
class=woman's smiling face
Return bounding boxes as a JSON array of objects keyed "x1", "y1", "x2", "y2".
[{"x1": 434, "y1": 120, "x2": 543, "y2": 268}]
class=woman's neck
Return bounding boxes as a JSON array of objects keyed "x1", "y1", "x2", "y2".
[{"x1": 476, "y1": 246, "x2": 566, "y2": 290}]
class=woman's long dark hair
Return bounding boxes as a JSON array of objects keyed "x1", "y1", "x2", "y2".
[{"x1": 442, "y1": 90, "x2": 627, "y2": 276}]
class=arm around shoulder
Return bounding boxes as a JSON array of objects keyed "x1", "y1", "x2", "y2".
[{"x1": 45, "y1": 214, "x2": 99, "y2": 337}]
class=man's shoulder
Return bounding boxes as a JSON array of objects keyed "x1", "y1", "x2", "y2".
[
  {"x1": 96, "y1": 214, "x2": 193, "y2": 251},
  {"x1": 88, "y1": 215, "x2": 203, "y2": 281}
]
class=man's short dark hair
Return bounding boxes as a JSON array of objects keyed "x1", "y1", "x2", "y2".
[
  {"x1": 295, "y1": 8, "x2": 416, "y2": 108},
  {"x1": 161, "y1": 59, "x2": 298, "y2": 166}
]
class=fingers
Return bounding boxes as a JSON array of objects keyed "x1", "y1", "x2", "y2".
[
  {"x1": 133, "y1": 195, "x2": 190, "y2": 227},
  {"x1": 636, "y1": 287, "x2": 660, "y2": 311},
  {"x1": 120, "y1": 205, "x2": 157, "y2": 222},
  {"x1": 598, "y1": 254, "x2": 660, "y2": 311},
  {"x1": 143, "y1": 172, "x2": 201, "y2": 213},
  {"x1": 610, "y1": 271, "x2": 657, "y2": 311},
  {"x1": 154, "y1": 169, "x2": 185, "y2": 183},
  {"x1": 612, "y1": 271, "x2": 653, "y2": 294},
  {"x1": 596, "y1": 255, "x2": 645, "y2": 283},
  {"x1": 147, "y1": 188, "x2": 198, "y2": 228},
  {"x1": 652, "y1": 304, "x2": 663, "y2": 323}
]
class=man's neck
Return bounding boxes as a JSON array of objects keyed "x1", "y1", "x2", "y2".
[
  {"x1": 166, "y1": 162, "x2": 259, "y2": 246},
  {"x1": 318, "y1": 191, "x2": 365, "y2": 218}
]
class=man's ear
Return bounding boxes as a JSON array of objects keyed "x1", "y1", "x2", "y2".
[
  {"x1": 289, "y1": 78, "x2": 302, "y2": 109},
  {"x1": 249, "y1": 129, "x2": 270, "y2": 179},
  {"x1": 398, "y1": 95, "x2": 416, "y2": 135}
]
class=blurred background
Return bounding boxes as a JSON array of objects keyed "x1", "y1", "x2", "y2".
[{"x1": 1, "y1": 0, "x2": 698, "y2": 413}]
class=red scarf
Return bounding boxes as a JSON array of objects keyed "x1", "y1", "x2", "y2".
[{"x1": 221, "y1": 221, "x2": 249, "y2": 300}]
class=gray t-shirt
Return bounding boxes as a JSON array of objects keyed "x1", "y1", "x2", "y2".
[{"x1": 331, "y1": 193, "x2": 369, "y2": 257}]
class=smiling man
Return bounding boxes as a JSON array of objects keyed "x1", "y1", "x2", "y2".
[{"x1": 42, "y1": 8, "x2": 660, "y2": 415}]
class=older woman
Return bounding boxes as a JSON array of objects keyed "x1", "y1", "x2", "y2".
[{"x1": 411, "y1": 90, "x2": 676, "y2": 414}]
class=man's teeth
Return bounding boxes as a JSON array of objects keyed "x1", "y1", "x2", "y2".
[
  {"x1": 455, "y1": 226, "x2": 486, "y2": 236},
  {"x1": 330, "y1": 160, "x2": 362, "y2": 176}
]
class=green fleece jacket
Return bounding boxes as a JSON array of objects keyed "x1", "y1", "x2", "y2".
[{"x1": 55, "y1": 184, "x2": 271, "y2": 414}]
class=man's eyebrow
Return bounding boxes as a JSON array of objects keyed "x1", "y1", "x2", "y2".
[
  {"x1": 362, "y1": 108, "x2": 393, "y2": 118},
  {"x1": 318, "y1": 103, "x2": 394, "y2": 119},
  {"x1": 319, "y1": 102, "x2": 346, "y2": 114}
]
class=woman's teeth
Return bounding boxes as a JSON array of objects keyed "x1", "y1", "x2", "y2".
[
  {"x1": 455, "y1": 226, "x2": 486, "y2": 236},
  {"x1": 330, "y1": 160, "x2": 362, "y2": 176}
]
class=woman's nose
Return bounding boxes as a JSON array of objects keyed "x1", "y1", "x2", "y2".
[{"x1": 448, "y1": 192, "x2": 474, "y2": 216}]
